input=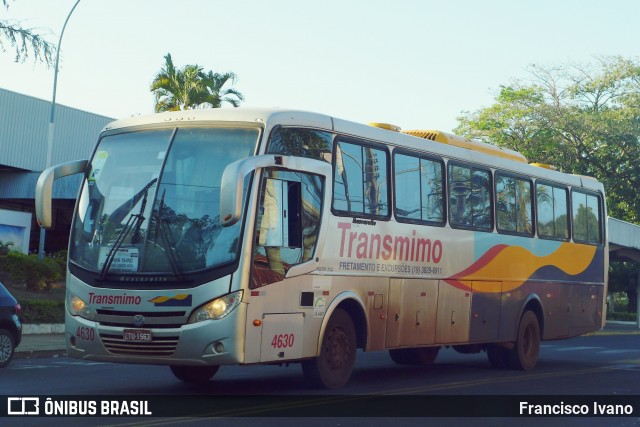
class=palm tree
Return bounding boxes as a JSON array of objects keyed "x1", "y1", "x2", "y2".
[
  {"x1": 150, "y1": 53, "x2": 244, "y2": 112},
  {"x1": 150, "y1": 53, "x2": 206, "y2": 112},
  {"x1": 199, "y1": 70, "x2": 244, "y2": 108}
]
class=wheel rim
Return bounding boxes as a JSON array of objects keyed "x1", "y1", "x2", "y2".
[{"x1": 0, "y1": 335, "x2": 12, "y2": 362}]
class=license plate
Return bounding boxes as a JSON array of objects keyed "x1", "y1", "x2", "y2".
[{"x1": 123, "y1": 329, "x2": 152, "y2": 342}]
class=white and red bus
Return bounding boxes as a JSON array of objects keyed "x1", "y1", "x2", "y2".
[{"x1": 36, "y1": 109, "x2": 607, "y2": 388}]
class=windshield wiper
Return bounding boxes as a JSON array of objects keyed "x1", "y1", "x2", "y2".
[
  {"x1": 155, "y1": 190, "x2": 182, "y2": 278},
  {"x1": 100, "y1": 178, "x2": 157, "y2": 279}
]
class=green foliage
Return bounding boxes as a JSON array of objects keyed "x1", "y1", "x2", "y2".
[
  {"x1": 0, "y1": 240, "x2": 13, "y2": 255},
  {"x1": 609, "y1": 263, "x2": 638, "y2": 294},
  {"x1": 150, "y1": 53, "x2": 244, "y2": 112},
  {"x1": 0, "y1": 252, "x2": 64, "y2": 291},
  {"x1": 455, "y1": 56, "x2": 640, "y2": 223},
  {"x1": 0, "y1": 0, "x2": 56, "y2": 66},
  {"x1": 20, "y1": 299, "x2": 65, "y2": 323},
  {"x1": 606, "y1": 312, "x2": 637, "y2": 322}
]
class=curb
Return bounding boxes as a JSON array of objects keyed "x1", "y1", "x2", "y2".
[{"x1": 22, "y1": 324, "x2": 65, "y2": 335}]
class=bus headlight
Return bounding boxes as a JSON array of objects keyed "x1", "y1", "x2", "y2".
[
  {"x1": 66, "y1": 290, "x2": 96, "y2": 320},
  {"x1": 188, "y1": 290, "x2": 243, "y2": 324}
]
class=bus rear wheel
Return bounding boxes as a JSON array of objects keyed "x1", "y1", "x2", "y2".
[
  {"x1": 170, "y1": 365, "x2": 220, "y2": 383},
  {"x1": 389, "y1": 347, "x2": 440, "y2": 365},
  {"x1": 302, "y1": 308, "x2": 356, "y2": 389},
  {"x1": 508, "y1": 310, "x2": 541, "y2": 371}
]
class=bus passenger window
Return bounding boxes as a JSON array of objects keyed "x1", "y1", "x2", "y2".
[
  {"x1": 572, "y1": 191, "x2": 602, "y2": 243},
  {"x1": 496, "y1": 174, "x2": 533, "y2": 235},
  {"x1": 333, "y1": 140, "x2": 388, "y2": 218},
  {"x1": 536, "y1": 183, "x2": 569, "y2": 240},
  {"x1": 266, "y1": 127, "x2": 334, "y2": 163},
  {"x1": 448, "y1": 163, "x2": 492, "y2": 231},
  {"x1": 251, "y1": 169, "x2": 323, "y2": 288},
  {"x1": 394, "y1": 153, "x2": 444, "y2": 224}
]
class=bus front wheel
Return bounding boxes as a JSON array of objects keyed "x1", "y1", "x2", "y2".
[
  {"x1": 302, "y1": 308, "x2": 356, "y2": 389},
  {"x1": 170, "y1": 365, "x2": 220, "y2": 383},
  {"x1": 508, "y1": 310, "x2": 541, "y2": 371}
]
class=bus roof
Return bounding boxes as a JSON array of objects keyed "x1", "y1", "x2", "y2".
[{"x1": 101, "y1": 108, "x2": 604, "y2": 194}]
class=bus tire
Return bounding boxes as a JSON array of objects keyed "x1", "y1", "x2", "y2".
[
  {"x1": 170, "y1": 365, "x2": 220, "y2": 383},
  {"x1": 302, "y1": 308, "x2": 356, "y2": 389},
  {"x1": 389, "y1": 347, "x2": 439, "y2": 365},
  {"x1": 487, "y1": 345, "x2": 509, "y2": 369},
  {"x1": 0, "y1": 329, "x2": 15, "y2": 368},
  {"x1": 508, "y1": 310, "x2": 541, "y2": 371}
]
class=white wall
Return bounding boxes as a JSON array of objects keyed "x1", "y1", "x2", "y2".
[{"x1": 0, "y1": 208, "x2": 31, "y2": 254}]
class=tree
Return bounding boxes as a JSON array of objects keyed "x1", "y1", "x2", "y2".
[
  {"x1": 150, "y1": 53, "x2": 244, "y2": 112},
  {"x1": 455, "y1": 56, "x2": 640, "y2": 223},
  {"x1": 0, "y1": 0, "x2": 55, "y2": 65},
  {"x1": 200, "y1": 70, "x2": 244, "y2": 108}
]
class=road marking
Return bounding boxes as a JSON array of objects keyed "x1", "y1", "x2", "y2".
[
  {"x1": 603, "y1": 364, "x2": 640, "y2": 371},
  {"x1": 53, "y1": 361, "x2": 108, "y2": 366},
  {"x1": 9, "y1": 365, "x2": 56, "y2": 370},
  {"x1": 599, "y1": 349, "x2": 640, "y2": 355},
  {"x1": 545, "y1": 346, "x2": 603, "y2": 352},
  {"x1": 586, "y1": 330, "x2": 640, "y2": 336},
  {"x1": 10, "y1": 360, "x2": 109, "y2": 370}
]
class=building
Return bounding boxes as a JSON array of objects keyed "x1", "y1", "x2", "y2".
[{"x1": 0, "y1": 88, "x2": 113, "y2": 253}]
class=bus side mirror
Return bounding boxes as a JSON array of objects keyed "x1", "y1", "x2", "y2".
[
  {"x1": 36, "y1": 159, "x2": 88, "y2": 229},
  {"x1": 220, "y1": 155, "x2": 331, "y2": 227}
]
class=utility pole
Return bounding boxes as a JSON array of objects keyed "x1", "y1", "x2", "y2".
[{"x1": 39, "y1": 0, "x2": 82, "y2": 259}]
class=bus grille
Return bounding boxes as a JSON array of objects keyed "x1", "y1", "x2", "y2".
[
  {"x1": 96, "y1": 309, "x2": 186, "y2": 329},
  {"x1": 100, "y1": 333, "x2": 179, "y2": 357}
]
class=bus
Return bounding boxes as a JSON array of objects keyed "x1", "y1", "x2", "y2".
[{"x1": 35, "y1": 108, "x2": 607, "y2": 389}]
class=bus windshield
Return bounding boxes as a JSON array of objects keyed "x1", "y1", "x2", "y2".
[{"x1": 69, "y1": 127, "x2": 259, "y2": 277}]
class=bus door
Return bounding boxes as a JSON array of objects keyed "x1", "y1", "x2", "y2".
[
  {"x1": 385, "y1": 279, "x2": 438, "y2": 348},
  {"x1": 245, "y1": 168, "x2": 326, "y2": 363}
]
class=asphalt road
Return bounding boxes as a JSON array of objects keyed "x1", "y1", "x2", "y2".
[{"x1": 2, "y1": 328, "x2": 640, "y2": 426}]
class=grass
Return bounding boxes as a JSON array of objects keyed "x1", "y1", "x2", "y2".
[{"x1": 8, "y1": 282, "x2": 66, "y2": 303}]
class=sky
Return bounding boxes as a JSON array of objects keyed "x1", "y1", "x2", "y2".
[{"x1": 1, "y1": 0, "x2": 639, "y2": 133}]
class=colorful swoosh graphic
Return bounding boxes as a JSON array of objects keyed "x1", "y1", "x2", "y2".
[
  {"x1": 445, "y1": 242, "x2": 598, "y2": 293},
  {"x1": 148, "y1": 294, "x2": 193, "y2": 307}
]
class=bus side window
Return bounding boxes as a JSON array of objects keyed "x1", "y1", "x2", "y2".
[
  {"x1": 536, "y1": 183, "x2": 569, "y2": 240},
  {"x1": 251, "y1": 169, "x2": 323, "y2": 288},
  {"x1": 572, "y1": 190, "x2": 602, "y2": 244},
  {"x1": 333, "y1": 140, "x2": 389, "y2": 218},
  {"x1": 394, "y1": 153, "x2": 445, "y2": 225},
  {"x1": 496, "y1": 173, "x2": 533, "y2": 235},
  {"x1": 448, "y1": 163, "x2": 492, "y2": 231}
]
